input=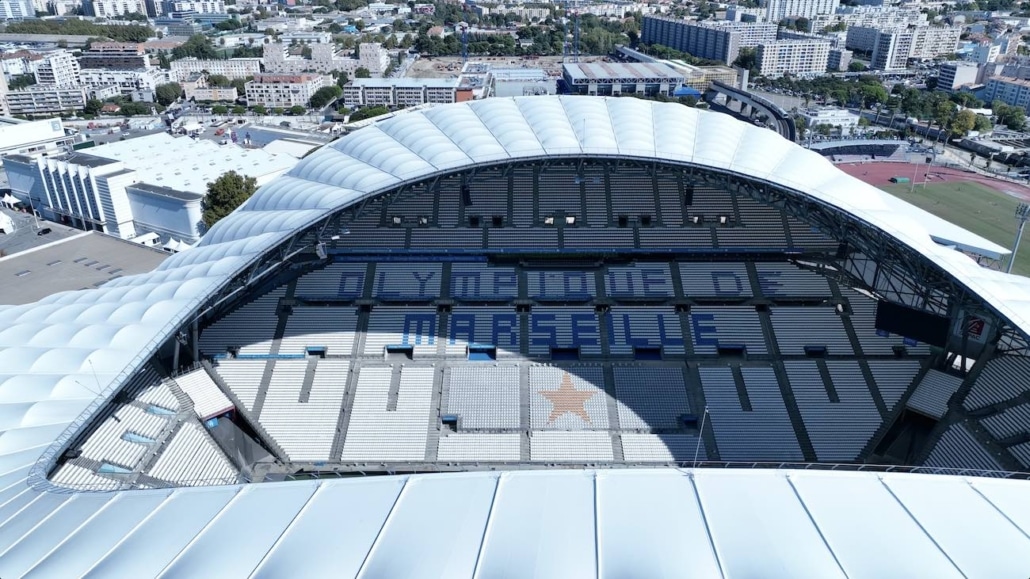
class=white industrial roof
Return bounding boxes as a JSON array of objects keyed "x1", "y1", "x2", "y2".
[
  {"x1": 82, "y1": 132, "x2": 299, "y2": 192},
  {"x1": 2, "y1": 96, "x2": 1030, "y2": 576},
  {"x1": 563, "y1": 61, "x2": 685, "y2": 82}
]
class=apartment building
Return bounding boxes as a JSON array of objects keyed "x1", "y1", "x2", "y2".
[
  {"x1": 84, "y1": 0, "x2": 147, "y2": 17},
  {"x1": 870, "y1": 25, "x2": 961, "y2": 71},
  {"x1": 641, "y1": 17, "x2": 777, "y2": 64},
  {"x1": 343, "y1": 78, "x2": 459, "y2": 108},
  {"x1": 762, "y1": 0, "x2": 839, "y2": 22},
  {"x1": 6, "y1": 86, "x2": 87, "y2": 116},
  {"x1": 170, "y1": 57, "x2": 263, "y2": 81},
  {"x1": 78, "y1": 42, "x2": 151, "y2": 70},
  {"x1": 245, "y1": 73, "x2": 324, "y2": 107},
  {"x1": 827, "y1": 48, "x2": 853, "y2": 71},
  {"x1": 985, "y1": 76, "x2": 1030, "y2": 111},
  {"x1": 263, "y1": 42, "x2": 389, "y2": 76},
  {"x1": 756, "y1": 40, "x2": 831, "y2": 77},
  {"x1": 80, "y1": 68, "x2": 168, "y2": 101},
  {"x1": 162, "y1": 0, "x2": 225, "y2": 12},
  {"x1": 0, "y1": 0, "x2": 33, "y2": 19},
  {"x1": 34, "y1": 51, "x2": 80, "y2": 88}
]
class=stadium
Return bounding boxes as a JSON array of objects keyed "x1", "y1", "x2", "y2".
[{"x1": 2, "y1": 96, "x2": 1030, "y2": 575}]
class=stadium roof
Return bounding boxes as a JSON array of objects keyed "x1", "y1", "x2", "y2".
[{"x1": 2, "y1": 96, "x2": 1030, "y2": 575}]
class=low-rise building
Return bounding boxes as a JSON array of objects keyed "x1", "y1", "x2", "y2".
[
  {"x1": 756, "y1": 40, "x2": 830, "y2": 77},
  {"x1": 191, "y1": 86, "x2": 238, "y2": 101},
  {"x1": 488, "y1": 68, "x2": 555, "y2": 97},
  {"x1": 6, "y1": 86, "x2": 86, "y2": 116},
  {"x1": 4, "y1": 133, "x2": 297, "y2": 243},
  {"x1": 245, "y1": 73, "x2": 324, "y2": 108},
  {"x1": 562, "y1": 62, "x2": 684, "y2": 97},
  {"x1": 0, "y1": 116, "x2": 75, "y2": 161},
  {"x1": 1, "y1": 50, "x2": 45, "y2": 80},
  {"x1": 798, "y1": 107, "x2": 861, "y2": 131},
  {"x1": 280, "y1": 31, "x2": 332, "y2": 44},
  {"x1": 343, "y1": 78, "x2": 462, "y2": 107},
  {"x1": 938, "y1": 62, "x2": 979, "y2": 92}
]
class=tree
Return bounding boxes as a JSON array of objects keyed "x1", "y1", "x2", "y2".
[
  {"x1": 252, "y1": 104, "x2": 267, "y2": 115},
  {"x1": 335, "y1": 72, "x2": 349, "y2": 88},
  {"x1": 795, "y1": 17, "x2": 810, "y2": 32},
  {"x1": 858, "y1": 83, "x2": 888, "y2": 108},
  {"x1": 349, "y1": 105, "x2": 390, "y2": 122},
  {"x1": 848, "y1": 61, "x2": 867, "y2": 72},
  {"x1": 158, "y1": 51, "x2": 171, "y2": 70},
  {"x1": 155, "y1": 82, "x2": 182, "y2": 106},
  {"x1": 84, "y1": 99, "x2": 104, "y2": 116},
  {"x1": 301, "y1": 45, "x2": 313, "y2": 58},
  {"x1": 732, "y1": 48, "x2": 758, "y2": 75},
  {"x1": 950, "y1": 108, "x2": 976, "y2": 136},
  {"x1": 309, "y1": 85, "x2": 343, "y2": 108},
  {"x1": 172, "y1": 34, "x2": 218, "y2": 60},
  {"x1": 207, "y1": 74, "x2": 232, "y2": 87},
  {"x1": 232, "y1": 105, "x2": 246, "y2": 114},
  {"x1": 974, "y1": 114, "x2": 993, "y2": 132},
  {"x1": 7, "y1": 74, "x2": 35, "y2": 90},
  {"x1": 289, "y1": 105, "x2": 307, "y2": 115},
  {"x1": 994, "y1": 100, "x2": 1026, "y2": 131},
  {"x1": 354, "y1": 67, "x2": 371, "y2": 78},
  {"x1": 231, "y1": 76, "x2": 250, "y2": 94},
  {"x1": 202, "y1": 171, "x2": 258, "y2": 228},
  {"x1": 212, "y1": 104, "x2": 229, "y2": 114}
]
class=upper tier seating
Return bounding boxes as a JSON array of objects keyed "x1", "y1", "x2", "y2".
[{"x1": 963, "y1": 356, "x2": 1030, "y2": 411}]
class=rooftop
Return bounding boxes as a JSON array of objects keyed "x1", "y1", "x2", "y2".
[
  {"x1": 0, "y1": 231, "x2": 168, "y2": 305},
  {"x1": 563, "y1": 62, "x2": 685, "y2": 82},
  {"x1": 71, "y1": 133, "x2": 298, "y2": 194},
  {"x1": 349, "y1": 77, "x2": 458, "y2": 89}
]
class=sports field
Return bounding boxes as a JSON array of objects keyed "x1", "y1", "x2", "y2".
[{"x1": 839, "y1": 162, "x2": 1030, "y2": 276}]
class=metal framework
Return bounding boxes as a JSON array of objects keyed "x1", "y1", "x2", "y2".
[{"x1": 176, "y1": 156, "x2": 1030, "y2": 368}]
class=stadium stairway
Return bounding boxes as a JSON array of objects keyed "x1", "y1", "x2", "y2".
[
  {"x1": 601, "y1": 365, "x2": 625, "y2": 462},
  {"x1": 298, "y1": 358, "x2": 318, "y2": 404},
  {"x1": 250, "y1": 281, "x2": 296, "y2": 417},
  {"x1": 423, "y1": 366, "x2": 445, "y2": 463},
  {"x1": 328, "y1": 360, "x2": 363, "y2": 461},
  {"x1": 134, "y1": 417, "x2": 186, "y2": 482},
  {"x1": 756, "y1": 310, "x2": 818, "y2": 462}
]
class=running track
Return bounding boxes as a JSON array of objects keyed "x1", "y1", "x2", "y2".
[{"x1": 836, "y1": 162, "x2": 1030, "y2": 201}]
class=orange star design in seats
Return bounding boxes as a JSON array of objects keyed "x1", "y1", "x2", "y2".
[{"x1": 540, "y1": 371, "x2": 595, "y2": 423}]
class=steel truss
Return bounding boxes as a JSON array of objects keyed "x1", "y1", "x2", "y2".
[{"x1": 177, "y1": 156, "x2": 1030, "y2": 362}]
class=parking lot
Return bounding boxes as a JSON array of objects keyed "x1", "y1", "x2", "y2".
[{"x1": 0, "y1": 206, "x2": 80, "y2": 257}]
